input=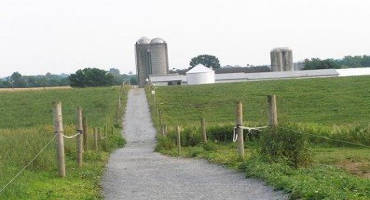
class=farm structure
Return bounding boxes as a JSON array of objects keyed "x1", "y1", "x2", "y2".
[
  {"x1": 135, "y1": 37, "x2": 169, "y2": 87},
  {"x1": 149, "y1": 67, "x2": 370, "y2": 86},
  {"x1": 270, "y1": 48, "x2": 294, "y2": 72},
  {"x1": 186, "y1": 64, "x2": 215, "y2": 85}
]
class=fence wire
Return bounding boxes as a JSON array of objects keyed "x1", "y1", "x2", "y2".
[
  {"x1": 280, "y1": 127, "x2": 370, "y2": 149},
  {"x1": 0, "y1": 134, "x2": 56, "y2": 195}
]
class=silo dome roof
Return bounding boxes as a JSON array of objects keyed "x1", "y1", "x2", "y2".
[
  {"x1": 271, "y1": 47, "x2": 291, "y2": 52},
  {"x1": 137, "y1": 37, "x2": 151, "y2": 44},
  {"x1": 150, "y1": 38, "x2": 166, "y2": 44},
  {"x1": 186, "y1": 64, "x2": 214, "y2": 74}
]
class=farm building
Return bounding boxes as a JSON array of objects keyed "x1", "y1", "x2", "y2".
[
  {"x1": 186, "y1": 65, "x2": 215, "y2": 85},
  {"x1": 148, "y1": 67, "x2": 370, "y2": 86}
]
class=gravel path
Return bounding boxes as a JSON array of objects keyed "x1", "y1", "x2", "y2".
[{"x1": 102, "y1": 88, "x2": 287, "y2": 200}]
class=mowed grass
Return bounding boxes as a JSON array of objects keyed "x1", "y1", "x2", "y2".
[
  {"x1": 0, "y1": 87, "x2": 120, "y2": 128},
  {"x1": 151, "y1": 76, "x2": 370, "y2": 200},
  {"x1": 0, "y1": 87, "x2": 126, "y2": 199},
  {"x1": 154, "y1": 76, "x2": 370, "y2": 126}
]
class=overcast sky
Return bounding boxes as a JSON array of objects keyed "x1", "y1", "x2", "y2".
[{"x1": 0, "y1": 0, "x2": 369, "y2": 77}]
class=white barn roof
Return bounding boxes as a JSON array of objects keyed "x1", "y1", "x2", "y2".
[{"x1": 186, "y1": 65, "x2": 214, "y2": 74}]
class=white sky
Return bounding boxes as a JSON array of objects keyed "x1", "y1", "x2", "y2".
[{"x1": 1, "y1": 0, "x2": 369, "y2": 77}]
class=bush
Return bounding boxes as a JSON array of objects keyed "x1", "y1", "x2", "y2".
[
  {"x1": 259, "y1": 127, "x2": 312, "y2": 167},
  {"x1": 155, "y1": 135, "x2": 176, "y2": 152},
  {"x1": 203, "y1": 142, "x2": 217, "y2": 151}
]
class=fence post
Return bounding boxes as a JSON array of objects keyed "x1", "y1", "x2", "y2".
[
  {"x1": 177, "y1": 125, "x2": 181, "y2": 156},
  {"x1": 98, "y1": 127, "x2": 103, "y2": 150},
  {"x1": 93, "y1": 127, "x2": 98, "y2": 151},
  {"x1": 201, "y1": 118, "x2": 207, "y2": 144},
  {"x1": 236, "y1": 101, "x2": 245, "y2": 159},
  {"x1": 163, "y1": 124, "x2": 167, "y2": 135},
  {"x1": 267, "y1": 95, "x2": 278, "y2": 128},
  {"x1": 82, "y1": 116, "x2": 88, "y2": 152},
  {"x1": 76, "y1": 107, "x2": 83, "y2": 167},
  {"x1": 53, "y1": 101, "x2": 66, "y2": 177},
  {"x1": 159, "y1": 110, "x2": 163, "y2": 126}
]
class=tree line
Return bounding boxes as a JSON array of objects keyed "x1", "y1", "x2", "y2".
[
  {"x1": 304, "y1": 55, "x2": 370, "y2": 70},
  {"x1": 0, "y1": 68, "x2": 137, "y2": 88}
]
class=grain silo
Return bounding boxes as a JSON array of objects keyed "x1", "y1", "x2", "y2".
[
  {"x1": 150, "y1": 38, "x2": 169, "y2": 75},
  {"x1": 186, "y1": 64, "x2": 215, "y2": 85},
  {"x1": 135, "y1": 37, "x2": 151, "y2": 87},
  {"x1": 135, "y1": 37, "x2": 170, "y2": 87},
  {"x1": 270, "y1": 48, "x2": 293, "y2": 72}
]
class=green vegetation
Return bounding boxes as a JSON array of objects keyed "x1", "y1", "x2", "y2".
[
  {"x1": 0, "y1": 86, "x2": 128, "y2": 199},
  {"x1": 148, "y1": 76, "x2": 370, "y2": 200},
  {"x1": 69, "y1": 68, "x2": 115, "y2": 87},
  {"x1": 0, "y1": 72, "x2": 70, "y2": 88},
  {"x1": 304, "y1": 55, "x2": 370, "y2": 70},
  {"x1": 189, "y1": 54, "x2": 221, "y2": 69}
]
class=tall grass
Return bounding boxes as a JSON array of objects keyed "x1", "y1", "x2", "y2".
[{"x1": 0, "y1": 86, "x2": 128, "y2": 199}]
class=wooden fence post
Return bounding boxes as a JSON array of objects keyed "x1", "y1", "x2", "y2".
[
  {"x1": 236, "y1": 101, "x2": 245, "y2": 159},
  {"x1": 76, "y1": 107, "x2": 83, "y2": 167},
  {"x1": 82, "y1": 116, "x2": 88, "y2": 152},
  {"x1": 162, "y1": 124, "x2": 167, "y2": 135},
  {"x1": 98, "y1": 127, "x2": 103, "y2": 150},
  {"x1": 53, "y1": 101, "x2": 66, "y2": 177},
  {"x1": 267, "y1": 95, "x2": 278, "y2": 128},
  {"x1": 93, "y1": 127, "x2": 98, "y2": 151},
  {"x1": 201, "y1": 118, "x2": 207, "y2": 144},
  {"x1": 177, "y1": 125, "x2": 181, "y2": 156}
]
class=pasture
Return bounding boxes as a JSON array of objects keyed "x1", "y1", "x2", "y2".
[
  {"x1": 0, "y1": 86, "x2": 127, "y2": 199},
  {"x1": 150, "y1": 76, "x2": 370, "y2": 200}
]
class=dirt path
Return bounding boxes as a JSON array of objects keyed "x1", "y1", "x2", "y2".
[{"x1": 102, "y1": 88, "x2": 287, "y2": 200}]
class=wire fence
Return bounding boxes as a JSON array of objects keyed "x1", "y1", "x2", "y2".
[
  {"x1": 147, "y1": 86, "x2": 370, "y2": 149},
  {"x1": 0, "y1": 134, "x2": 56, "y2": 194},
  {"x1": 0, "y1": 85, "x2": 129, "y2": 196}
]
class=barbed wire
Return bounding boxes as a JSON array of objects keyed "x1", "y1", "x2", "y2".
[{"x1": 0, "y1": 134, "x2": 56, "y2": 195}]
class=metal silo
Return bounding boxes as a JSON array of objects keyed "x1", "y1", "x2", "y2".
[
  {"x1": 150, "y1": 38, "x2": 169, "y2": 75},
  {"x1": 135, "y1": 37, "x2": 151, "y2": 87},
  {"x1": 270, "y1": 48, "x2": 293, "y2": 72}
]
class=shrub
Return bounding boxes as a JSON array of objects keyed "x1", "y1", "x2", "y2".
[
  {"x1": 203, "y1": 142, "x2": 217, "y2": 151},
  {"x1": 155, "y1": 135, "x2": 176, "y2": 152},
  {"x1": 259, "y1": 127, "x2": 312, "y2": 167}
]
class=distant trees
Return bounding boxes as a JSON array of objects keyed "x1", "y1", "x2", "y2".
[
  {"x1": 69, "y1": 68, "x2": 114, "y2": 87},
  {"x1": 9, "y1": 72, "x2": 27, "y2": 88},
  {"x1": 304, "y1": 55, "x2": 370, "y2": 70},
  {"x1": 190, "y1": 55, "x2": 221, "y2": 69},
  {"x1": 337, "y1": 55, "x2": 370, "y2": 68},
  {"x1": 303, "y1": 58, "x2": 341, "y2": 70},
  {"x1": 0, "y1": 72, "x2": 69, "y2": 88}
]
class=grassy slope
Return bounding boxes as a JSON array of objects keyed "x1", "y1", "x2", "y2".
[
  {"x1": 0, "y1": 87, "x2": 127, "y2": 199},
  {"x1": 155, "y1": 76, "x2": 370, "y2": 126},
  {"x1": 151, "y1": 76, "x2": 370, "y2": 200}
]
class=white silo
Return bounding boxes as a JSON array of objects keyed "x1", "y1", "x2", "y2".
[
  {"x1": 150, "y1": 38, "x2": 169, "y2": 75},
  {"x1": 186, "y1": 64, "x2": 215, "y2": 85}
]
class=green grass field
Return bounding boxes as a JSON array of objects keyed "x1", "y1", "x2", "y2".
[
  {"x1": 154, "y1": 76, "x2": 370, "y2": 126},
  {"x1": 149, "y1": 76, "x2": 370, "y2": 200},
  {"x1": 0, "y1": 87, "x2": 127, "y2": 199}
]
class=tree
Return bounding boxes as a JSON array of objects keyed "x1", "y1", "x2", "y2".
[
  {"x1": 69, "y1": 68, "x2": 114, "y2": 87},
  {"x1": 303, "y1": 58, "x2": 341, "y2": 70},
  {"x1": 9, "y1": 72, "x2": 27, "y2": 88},
  {"x1": 109, "y1": 68, "x2": 124, "y2": 85},
  {"x1": 189, "y1": 54, "x2": 221, "y2": 69}
]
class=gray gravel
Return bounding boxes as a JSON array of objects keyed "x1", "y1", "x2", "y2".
[{"x1": 102, "y1": 88, "x2": 287, "y2": 200}]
